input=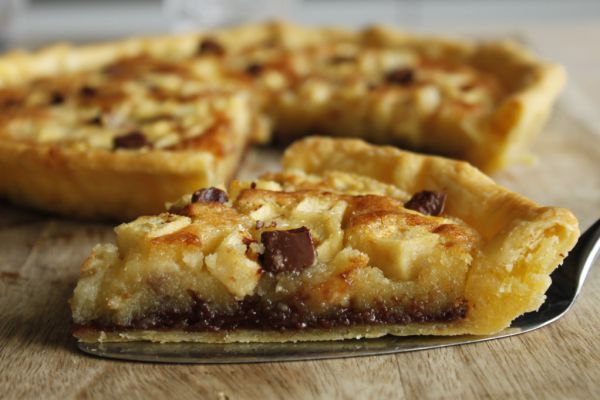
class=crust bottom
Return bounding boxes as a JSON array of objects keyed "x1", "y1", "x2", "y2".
[{"x1": 74, "y1": 323, "x2": 469, "y2": 344}]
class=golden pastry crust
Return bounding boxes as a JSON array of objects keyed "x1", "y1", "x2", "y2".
[
  {"x1": 0, "y1": 22, "x2": 563, "y2": 220},
  {"x1": 0, "y1": 51, "x2": 262, "y2": 220},
  {"x1": 71, "y1": 137, "x2": 579, "y2": 343}
]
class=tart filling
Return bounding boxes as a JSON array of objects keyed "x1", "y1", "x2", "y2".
[
  {"x1": 72, "y1": 182, "x2": 477, "y2": 335},
  {"x1": 0, "y1": 55, "x2": 262, "y2": 152}
]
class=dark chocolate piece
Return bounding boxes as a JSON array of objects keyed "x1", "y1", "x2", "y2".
[
  {"x1": 245, "y1": 63, "x2": 264, "y2": 76},
  {"x1": 78, "y1": 295, "x2": 468, "y2": 332},
  {"x1": 191, "y1": 187, "x2": 229, "y2": 204},
  {"x1": 260, "y1": 227, "x2": 315, "y2": 273},
  {"x1": 329, "y1": 55, "x2": 356, "y2": 65},
  {"x1": 88, "y1": 115, "x2": 103, "y2": 126},
  {"x1": 385, "y1": 68, "x2": 415, "y2": 86},
  {"x1": 79, "y1": 86, "x2": 98, "y2": 97},
  {"x1": 1, "y1": 97, "x2": 22, "y2": 108},
  {"x1": 404, "y1": 191, "x2": 446, "y2": 216},
  {"x1": 113, "y1": 131, "x2": 148, "y2": 149},
  {"x1": 50, "y1": 92, "x2": 65, "y2": 105},
  {"x1": 197, "y1": 38, "x2": 225, "y2": 56}
]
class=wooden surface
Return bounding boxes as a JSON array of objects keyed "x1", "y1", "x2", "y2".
[{"x1": 1, "y1": 27, "x2": 600, "y2": 400}]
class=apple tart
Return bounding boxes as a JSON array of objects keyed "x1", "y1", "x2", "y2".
[
  {"x1": 71, "y1": 137, "x2": 579, "y2": 343},
  {"x1": 0, "y1": 22, "x2": 564, "y2": 220}
]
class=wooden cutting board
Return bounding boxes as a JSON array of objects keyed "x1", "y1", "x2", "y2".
[{"x1": 1, "y1": 89, "x2": 599, "y2": 400}]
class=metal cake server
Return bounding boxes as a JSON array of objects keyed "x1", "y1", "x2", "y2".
[{"x1": 78, "y1": 219, "x2": 600, "y2": 364}]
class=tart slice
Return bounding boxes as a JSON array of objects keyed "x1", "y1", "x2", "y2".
[{"x1": 71, "y1": 137, "x2": 579, "y2": 342}]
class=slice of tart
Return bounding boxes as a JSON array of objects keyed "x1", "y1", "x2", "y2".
[{"x1": 71, "y1": 137, "x2": 579, "y2": 343}]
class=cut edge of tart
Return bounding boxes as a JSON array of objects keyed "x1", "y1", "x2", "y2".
[{"x1": 70, "y1": 137, "x2": 579, "y2": 343}]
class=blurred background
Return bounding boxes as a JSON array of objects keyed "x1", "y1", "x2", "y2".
[
  {"x1": 0, "y1": 0, "x2": 599, "y2": 108},
  {"x1": 0, "y1": 0, "x2": 599, "y2": 47}
]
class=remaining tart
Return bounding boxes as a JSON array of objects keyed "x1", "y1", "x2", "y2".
[
  {"x1": 0, "y1": 51, "x2": 266, "y2": 220},
  {"x1": 71, "y1": 137, "x2": 579, "y2": 343},
  {"x1": 0, "y1": 22, "x2": 564, "y2": 220}
]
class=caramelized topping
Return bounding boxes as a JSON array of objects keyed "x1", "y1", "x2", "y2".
[
  {"x1": 404, "y1": 191, "x2": 446, "y2": 216},
  {"x1": 191, "y1": 187, "x2": 228, "y2": 204},
  {"x1": 260, "y1": 227, "x2": 315, "y2": 274},
  {"x1": 197, "y1": 38, "x2": 225, "y2": 56},
  {"x1": 113, "y1": 131, "x2": 148, "y2": 149},
  {"x1": 385, "y1": 68, "x2": 415, "y2": 86}
]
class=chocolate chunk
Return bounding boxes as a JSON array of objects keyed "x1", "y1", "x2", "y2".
[
  {"x1": 191, "y1": 187, "x2": 228, "y2": 204},
  {"x1": 460, "y1": 83, "x2": 475, "y2": 92},
  {"x1": 329, "y1": 55, "x2": 356, "y2": 65},
  {"x1": 404, "y1": 191, "x2": 446, "y2": 216},
  {"x1": 50, "y1": 92, "x2": 64, "y2": 105},
  {"x1": 385, "y1": 68, "x2": 414, "y2": 86},
  {"x1": 88, "y1": 115, "x2": 103, "y2": 126},
  {"x1": 245, "y1": 63, "x2": 264, "y2": 76},
  {"x1": 88, "y1": 292, "x2": 467, "y2": 332},
  {"x1": 113, "y1": 131, "x2": 148, "y2": 149},
  {"x1": 197, "y1": 38, "x2": 225, "y2": 56},
  {"x1": 1, "y1": 97, "x2": 22, "y2": 108},
  {"x1": 260, "y1": 227, "x2": 315, "y2": 274},
  {"x1": 80, "y1": 86, "x2": 97, "y2": 97}
]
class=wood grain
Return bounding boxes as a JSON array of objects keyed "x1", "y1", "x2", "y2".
[{"x1": 1, "y1": 33, "x2": 600, "y2": 400}]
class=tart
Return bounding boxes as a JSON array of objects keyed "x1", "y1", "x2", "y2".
[
  {"x1": 71, "y1": 137, "x2": 579, "y2": 343},
  {"x1": 0, "y1": 22, "x2": 564, "y2": 220},
  {"x1": 0, "y1": 52, "x2": 266, "y2": 220}
]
